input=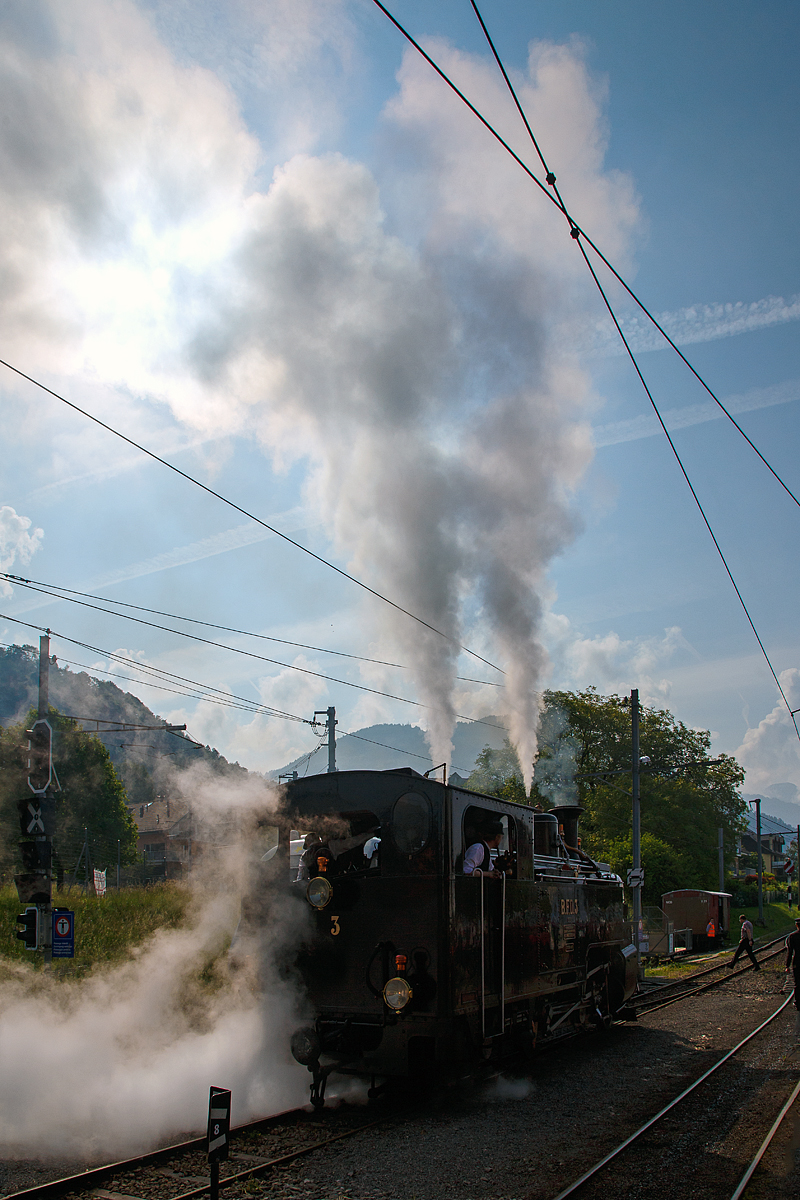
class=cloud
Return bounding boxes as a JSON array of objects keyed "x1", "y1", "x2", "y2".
[
  {"x1": 544, "y1": 611, "x2": 687, "y2": 705},
  {"x1": 0, "y1": 505, "x2": 43, "y2": 597},
  {"x1": 576, "y1": 293, "x2": 800, "y2": 358},
  {"x1": 0, "y1": 9, "x2": 639, "y2": 783},
  {"x1": 165, "y1": 655, "x2": 328, "y2": 773},
  {"x1": 734, "y1": 668, "x2": 800, "y2": 794},
  {"x1": 593, "y1": 377, "x2": 800, "y2": 448}
]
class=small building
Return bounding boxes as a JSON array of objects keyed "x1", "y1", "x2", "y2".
[
  {"x1": 734, "y1": 811, "x2": 793, "y2": 879},
  {"x1": 128, "y1": 797, "x2": 189, "y2": 880},
  {"x1": 662, "y1": 889, "x2": 732, "y2": 945}
]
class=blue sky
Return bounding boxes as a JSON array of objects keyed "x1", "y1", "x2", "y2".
[{"x1": 0, "y1": 0, "x2": 798, "y2": 801}]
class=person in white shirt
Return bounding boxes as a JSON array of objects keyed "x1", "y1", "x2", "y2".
[
  {"x1": 728, "y1": 913, "x2": 760, "y2": 970},
  {"x1": 463, "y1": 823, "x2": 504, "y2": 877}
]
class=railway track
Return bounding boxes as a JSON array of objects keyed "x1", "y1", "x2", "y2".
[
  {"x1": 2, "y1": 1104, "x2": 393, "y2": 1200},
  {"x1": 632, "y1": 932, "x2": 791, "y2": 1014},
  {"x1": 551, "y1": 986, "x2": 799, "y2": 1199}
]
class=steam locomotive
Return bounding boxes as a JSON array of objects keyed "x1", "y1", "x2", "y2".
[{"x1": 271, "y1": 767, "x2": 637, "y2": 1106}]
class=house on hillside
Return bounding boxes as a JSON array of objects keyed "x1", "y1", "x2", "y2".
[
  {"x1": 733, "y1": 811, "x2": 794, "y2": 879},
  {"x1": 128, "y1": 797, "x2": 190, "y2": 879}
]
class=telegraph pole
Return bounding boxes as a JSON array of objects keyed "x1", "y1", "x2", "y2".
[
  {"x1": 718, "y1": 827, "x2": 725, "y2": 894},
  {"x1": 631, "y1": 689, "x2": 642, "y2": 958},
  {"x1": 752, "y1": 798, "x2": 764, "y2": 925},
  {"x1": 314, "y1": 707, "x2": 337, "y2": 773}
]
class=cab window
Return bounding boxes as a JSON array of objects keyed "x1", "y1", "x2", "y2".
[
  {"x1": 459, "y1": 806, "x2": 516, "y2": 875},
  {"x1": 391, "y1": 792, "x2": 432, "y2": 855},
  {"x1": 291, "y1": 811, "x2": 381, "y2": 880}
]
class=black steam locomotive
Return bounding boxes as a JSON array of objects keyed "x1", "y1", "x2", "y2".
[{"x1": 275, "y1": 767, "x2": 637, "y2": 1105}]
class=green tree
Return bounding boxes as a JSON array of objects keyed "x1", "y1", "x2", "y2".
[
  {"x1": 463, "y1": 689, "x2": 747, "y2": 904},
  {"x1": 467, "y1": 738, "x2": 527, "y2": 802},
  {"x1": 534, "y1": 689, "x2": 747, "y2": 903},
  {"x1": 0, "y1": 708, "x2": 138, "y2": 883}
]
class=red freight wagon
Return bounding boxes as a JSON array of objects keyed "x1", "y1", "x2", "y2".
[{"x1": 661, "y1": 890, "x2": 732, "y2": 948}]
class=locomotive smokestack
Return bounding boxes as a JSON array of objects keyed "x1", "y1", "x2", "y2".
[{"x1": 549, "y1": 805, "x2": 584, "y2": 851}]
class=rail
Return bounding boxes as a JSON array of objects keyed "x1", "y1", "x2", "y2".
[
  {"x1": 551, "y1": 990, "x2": 795, "y2": 1199},
  {"x1": 730, "y1": 1075, "x2": 800, "y2": 1199},
  {"x1": 3, "y1": 1107, "x2": 388, "y2": 1200}
]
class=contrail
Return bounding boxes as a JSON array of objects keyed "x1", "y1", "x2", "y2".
[
  {"x1": 5, "y1": 508, "x2": 311, "y2": 614},
  {"x1": 594, "y1": 378, "x2": 800, "y2": 448},
  {"x1": 580, "y1": 293, "x2": 800, "y2": 358}
]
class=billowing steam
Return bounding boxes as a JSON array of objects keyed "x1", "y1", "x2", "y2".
[
  {"x1": 0, "y1": 4, "x2": 639, "y2": 780},
  {"x1": 0, "y1": 766, "x2": 310, "y2": 1159},
  {"x1": 532, "y1": 704, "x2": 581, "y2": 806}
]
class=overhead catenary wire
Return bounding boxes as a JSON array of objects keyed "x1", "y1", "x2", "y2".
[
  {"x1": 461, "y1": 0, "x2": 800, "y2": 743},
  {"x1": 0, "y1": 583, "x2": 507, "y2": 729},
  {"x1": 1, "y1": 641, "x2": 477, "y2": 779},
  {"x1": 0, "y1": 357, "x2": 504, "y2": 678},
  {"x1": 0, "y1": 624, "x2": 501, "y2": 769},
  {"x1": 1, "y1": 572, "x2": 502, "y2": 688},
  {"x1": 371, "y1": 0, "x2": 800, "y2": 512}
]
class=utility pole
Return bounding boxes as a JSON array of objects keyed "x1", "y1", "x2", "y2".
[
  {"x1": 751, "y1": 798, "x2": 764, "y2": 924},
  {"x1": 718, "y1": 827, "x2": 725, "y2": 894},
  {"x1": 631, "y1": 688, "x2": 642, "y2": 961},
  {"x1": 314, "y1": 707, "x2": 337, "y2": 773}
]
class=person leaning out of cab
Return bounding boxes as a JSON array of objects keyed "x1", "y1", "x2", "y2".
[{"x1": 463, "y1": 821, "x2": 505, "y2": 878}]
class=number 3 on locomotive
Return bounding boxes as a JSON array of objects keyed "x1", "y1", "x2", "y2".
[{"x1": 330, "y1": 915, "x2": 341, "y2": 936}]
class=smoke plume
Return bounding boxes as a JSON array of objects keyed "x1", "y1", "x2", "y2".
[
  {"x1": 0, "y1": 766, "x2": 310, "y2": 1159},
  {"x1": 0, "y1": 3, "x2": 640, "y2": 780}
]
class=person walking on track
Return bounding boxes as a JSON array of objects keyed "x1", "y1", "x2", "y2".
[{"x1": 728, "y1": 914, "x2": 760, "y2": 970}]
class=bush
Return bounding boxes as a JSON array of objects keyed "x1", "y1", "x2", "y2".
[{"x1": 0, "y1": 883, "x2": 190, "y2": 975}]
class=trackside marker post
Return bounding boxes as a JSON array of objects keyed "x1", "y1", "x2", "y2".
[{"x1": 207, "y1": 1086, "x2": 231, "y2": 1200}]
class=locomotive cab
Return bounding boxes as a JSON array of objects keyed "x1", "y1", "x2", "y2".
[{"x1": 281, "y1": 768, "x2": 637, "y2": 1104}]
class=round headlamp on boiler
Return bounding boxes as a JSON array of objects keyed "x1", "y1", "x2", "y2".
[
  {"x1": 383, "y1": 976, "x2": 413, "y2": 1011},
  {"x1": 306, "y1": 876, "x2": 333, "y2": 909}
]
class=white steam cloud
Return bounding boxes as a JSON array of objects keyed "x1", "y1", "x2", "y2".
[
  {"x1": 0, "y1": 4, "x2": 639, "y2": 781},
  {"x1": 0, "y1": 766, "x2": 309, "y2": 1159},
  {"x1": 0, "y1": 505, "x2": 43, "y2": 597},
  {"x1": 735, "y1": 667, "x2": 800, "y2": 796}
]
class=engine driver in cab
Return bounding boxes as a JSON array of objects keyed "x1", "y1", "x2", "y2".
[{"x1": 463, "y1": 821, "x2": 504, "y2": 877}]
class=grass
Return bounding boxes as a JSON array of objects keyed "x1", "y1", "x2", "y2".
[
  {"x1": 646, "y1": 899, "x2": 797, "y2": 979},
  {"x1": 0, "y1": 883, "x2": 191, "y2": 976}
]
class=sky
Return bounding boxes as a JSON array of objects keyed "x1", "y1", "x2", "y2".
[{"x1": 0, "y1": 0, "x2": 799, "y2": 802}]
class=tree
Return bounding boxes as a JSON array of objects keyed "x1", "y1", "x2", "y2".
[
  {"x1": 465, "y1": 688, "x2": 747, "y2": 905},
  {"x1": 467, "y1": 738, "x2": 527, "y2": 802},
  {"x1": 0, "y1": 707, "x2": 138, "y2": 883},
  {"x1": 535, "y1": 689, "x2": 747, "y2": 903}
]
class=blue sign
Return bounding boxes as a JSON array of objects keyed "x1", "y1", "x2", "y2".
[{"x1": 52, "y1": 910, "x2": 74, "y2": 958}]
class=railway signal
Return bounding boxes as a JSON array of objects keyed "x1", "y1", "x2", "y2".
[
  {"x1": 15, "y1": 906, "x2": 39, "y2": 950},
  {"x1": 26, "y1": 718, "x2": 53, "y2": 794},
  {"x1": 13, "y1": 633, "x2": 57, "y2": 962}
]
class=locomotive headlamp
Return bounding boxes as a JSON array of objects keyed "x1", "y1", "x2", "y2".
[
  {"x1": 306, "y1": 876, "x2": 333, "y2": 909},
  {"x1": 383, "y1": 976, "x2": 413, "y2": 1011}
]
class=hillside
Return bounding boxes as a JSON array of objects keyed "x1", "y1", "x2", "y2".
[
  {"x1": 0, "y1": 645, "x2": 507, "y2": 792},
  {"x1": 270, "y1": 716, "x2": 508, "y2": 779},
  {"x1": 0, "y1": 644, "x2": 249, "y2": 802}
]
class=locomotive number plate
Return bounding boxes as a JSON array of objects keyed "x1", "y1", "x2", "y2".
[
  {"x1": 330, "y1": 915, "x2": 341, "y2": 936},
  {"x1": 560, "y1": 898, "x2": 578, "y2": 916}
]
